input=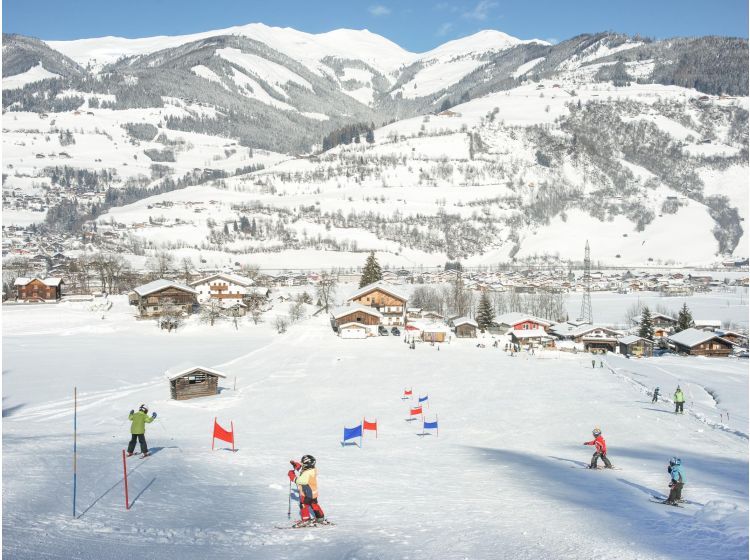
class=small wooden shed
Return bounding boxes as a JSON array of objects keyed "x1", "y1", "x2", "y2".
[
  {"x1": 618, "y1": 335, "x2": 654, "y2": 357},
  {"x1": 167, "y1": 366, "x2": 226, "y2": 400}
]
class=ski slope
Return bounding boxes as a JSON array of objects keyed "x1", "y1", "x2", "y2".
[{"x1": 2, "y1": 298, "x2": 748, "y2": 559}]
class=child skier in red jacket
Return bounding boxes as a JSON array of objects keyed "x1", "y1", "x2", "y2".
[{"x1": 583, "y1": 427, "x2": 613, "y2": 469}]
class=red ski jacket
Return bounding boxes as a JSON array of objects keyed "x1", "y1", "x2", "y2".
[{"x1": 584, "y1": 435, "x2": 607, "y2": 454}]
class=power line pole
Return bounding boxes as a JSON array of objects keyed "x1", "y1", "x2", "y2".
[{"x1": 578, "y1": 240, "x2": 593, "y2": 324}]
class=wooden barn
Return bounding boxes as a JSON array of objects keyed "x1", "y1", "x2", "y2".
[
  {"x1": 167, "y1": 366, "x2": 226, "y2": 400},
  {"x1": 421, "y1": 324, "x2": 451, "y2": 343},
  {"x1": 331, "y1": 304, "x2": 383, "y2": 329},
  {"x1": 618, "y1": 335, "x2": 654, "y2": 357},
  {"x1": 667, "y1": 328, "x2": 734, "y2": 357},
  {"x1": 14, "y1": 277, "x2": 64, "y2": 302}
]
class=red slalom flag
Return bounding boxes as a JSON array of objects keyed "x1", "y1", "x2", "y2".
[
  {"x1": 403, "y1": 388, "x2": 413, "y2": 396},
  {"x1": 212, "y1": 417, "x2": 235, "y2": 451},
  {"x1": 363, "y1": 418, "x2": 378, "y2": 438},
  {"x1": 410, "y1": 406, "x2": 423, "y2": 416}
]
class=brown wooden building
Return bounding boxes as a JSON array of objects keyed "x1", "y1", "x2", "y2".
[
  {"x1": 331, "y1": 304, "x2": 383, "y2": 330},
  {"x1": 347, "y1": 281, "x2": 408, "y2": 326},
  {"x1": 618, "y1": 335, "x2": 654, "y2": 357},
  {"x1": 453, "y1": 317, "x2": 478, "y2": 338},
  {"x1": 129, "y1": 279, "x2": 198, "y2": 317},
  {"x1": 167, "y1": 366, "x2": 226, "y2": 400},
  {"x1": 667, "y1": 328, "x2": 735, "y2": 357},
  {"x1": 14, "y1": 277, "x2": 63, "y2": 302}
]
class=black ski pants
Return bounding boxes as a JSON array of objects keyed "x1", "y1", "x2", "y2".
[
  {"x1": 590, "y1": 451, "x2": 612, "y2": 469},
  {"x1": 675, "y1": 402, "x2": 684, "y2": 413},
  {"x1": 668, "y1": 482, "x2": 684, "y2": 503},
  {"x1": 127, "y1": 433, "x2": 148, "y2": 454}
]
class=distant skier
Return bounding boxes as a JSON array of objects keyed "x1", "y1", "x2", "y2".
[
  {"x1": 665, "y1": 457, "x2": 686, "y2": 505},
  {"x1": 599, "y1": 360, "x2": 604, "y2": 368},
  {"x1": 583, "y1": 427, "x2": 613, "y2": 469},
  {"x1": 288, "y1": 455, "x2": 326, "y2": 526},
  {"x1": 127, "y1": 404, "x2": 157, "y2": 457},
  {"x1": 674, "y1": 386, "x2": 685, "y2": 414},
  {"x1": 592, "y1": 359, "x2": 596, "y2": 368},
  {"x1": 651, "y1": 387, "x2": 660, "y2": 404}
]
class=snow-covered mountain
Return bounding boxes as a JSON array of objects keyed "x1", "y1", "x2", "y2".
[{"x1": 2, "y1": 25, "x2": 748, "y2": 267}]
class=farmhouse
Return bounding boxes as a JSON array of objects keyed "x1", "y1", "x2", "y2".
[
  {"x1": 651, "y1": 313, "x2": 678, "y2": 330},
  {"x1": 549, "y1": 322, "x2": 622, "y2": 342},
  {"x1": 13, "y1": 277, "x2": 64, "y2": 302},
  {"x1": 331, "y1": 304, "x2": 382, "y2": 331},
  {"x1": 618, "y1": 335, "x2": 654, "y2": 357},
  {"x1": 167, "y1": 366, "x2": 225, "y2": 400},
  {"x1": 667, "y1": 328, "x2": 734, "y2": 357},
  {"x1": 347, "y1": 281, "x2": 408, "y2": 326},
  {"x1": 129, "y1": 279, "x2": 198, "y2": 317},
  {"x1": 453, "y1": 317, "x2": 478, "y2": 338},
  {"x1": 189, "y1": 273, "x2": 258, "y2": 308},
  {"x1": 494, "y1": 312, "x2": 552, "y2": 334}
]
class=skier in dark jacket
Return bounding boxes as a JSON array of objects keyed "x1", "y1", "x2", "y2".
[
  {"x1": 288, "y1": 455, "x2": 325, "y2": 525},
  {"x1": 583, "y1": 427, "x2": 613, "y2": 469},
  {"x1": 665, "y1": 457, "x2": 686, "y2": 505},
  {"x1": 127, "y1": 404, "x2": 156, "y2": 456},
  {"x1": 652, "y1": 387, "x2": 660, "y2": 403}
]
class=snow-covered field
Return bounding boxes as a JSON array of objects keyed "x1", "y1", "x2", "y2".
[{"x1": 2, "y1": 296, "x2": 748, "y2": 559}]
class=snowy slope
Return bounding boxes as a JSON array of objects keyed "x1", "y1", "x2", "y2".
[
  {"x1": 2, "y1": 297, "x2": 748, "y2": 559},
  {"x1": 2, "y1": 62, "x2": 60, "y2": 89}
]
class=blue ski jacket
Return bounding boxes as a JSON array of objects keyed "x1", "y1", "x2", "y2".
[{"x1": 670, "y1": 464, "x2": 686, "y2": 484}]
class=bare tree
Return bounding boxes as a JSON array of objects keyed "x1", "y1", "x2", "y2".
[
  {"x1": 199, "y1": 298, "x2": 224, "y2": 326},
  {"x1": 274, "y1": 316, "x2": 288, "y2": 333},
  {"x1": 316, "y1": 273, "x2": 337, "y2": 312},
  {"x1": 239, "y1": 263, "x2": 261, "y2": 281},
  {"x1": 158, "y1": 297, "x2": 185, "y2": 332},
  {"x1": 288, "y1": 301, "x2": 305, "y2": 323},
  {"x1": 180, "y1": 257, "x2": 194, "y2": 284},
  {"x1": 147, "y1": 251, "x2": 175, "y2": 278}
]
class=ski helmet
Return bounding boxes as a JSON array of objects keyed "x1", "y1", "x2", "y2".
[
  {"x1": 139, "y1": 404, "x2": 148, "y2": 413},
  {"x1": 300, "y1": 454, "x2": 316, "y2": 469},
  {"x1": 592, "y1": 427, "x2": 602, "y2": 437},
  {"x1": 669, "y1": 457, "x2": 681, "y2": 466}
]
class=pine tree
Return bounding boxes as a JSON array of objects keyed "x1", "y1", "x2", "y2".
[
  {"x1": 359, "y1": 251, "x2": 383, "y2": 287},
  {"x1": 476, "y1": 291, "x2": 494, "y2": 332},
  {"x1": 676, "y1": 302, "x2": 694, "y2": 332},
  {"x1": 638, "y1": 306, "x2": 654, "y2": 341}
]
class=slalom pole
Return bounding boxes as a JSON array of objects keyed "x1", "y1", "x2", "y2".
[
  {"x1": 122, "y1": 449, "x2": 129, "y2": 510},
  {"x1": 73, "y1": 387, "x2": 77, "y2": 517},
  {"x1": 287, "y1": 479, "x2": 292, "y2": 519}
]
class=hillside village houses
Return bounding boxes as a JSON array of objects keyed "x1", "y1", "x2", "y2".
[
  {"x1": 667, "y1": 328, "x2": 735, "y2": 357},
  {"x1": 347, "y1": 281, "x2": 408, "y2": 326},
  {"x1": 13, "y1": 277, "x2": 64, "y2": 302},
  {"x1": 189, "y1": 272, "x2": 271, "y2": 314}
]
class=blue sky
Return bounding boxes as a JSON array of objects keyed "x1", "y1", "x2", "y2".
[{"x1": 3, "y1": 0, "x2": 748, "y2": 51}]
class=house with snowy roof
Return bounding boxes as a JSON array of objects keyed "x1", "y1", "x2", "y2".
[
  {"x1": 129, "y1": 279, "x2": 198, "y2": 317},
  {"x1": 13, "y1": 277, "x2": 64, "y2": 302},
  {"x1": 618, "y1": 335, "x2": 654, "y2": 357},
  {"x1": 667, "y1": 328, "x2": 734, "y2": 357},
  {"x1": 493, "y1": 312, "x2": 553, "y2": 334},
  {"x1": 347, "y1": 281, "x2": 408, "y2": 326},
  {"x1": 330, "y1": 303, "x2": 383, "y2": 333},
  {"x1": 189, "y1": 272, "x2": 267, "y2": 308}
]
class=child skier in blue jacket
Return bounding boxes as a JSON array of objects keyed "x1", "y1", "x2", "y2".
[{"x1": 666, "y1": 457, "x2": 686, "y2": 505}]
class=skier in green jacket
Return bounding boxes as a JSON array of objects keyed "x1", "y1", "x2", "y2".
[
  {"x1": 674, "y1": 386, "x2": 685, "y2": 414},
  {"x1": 127, "y1": 404, "x2": 157, "y2": 456}
]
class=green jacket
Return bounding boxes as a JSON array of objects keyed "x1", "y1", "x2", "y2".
[
  {"x1": 129, "y1": 410, "x2": 154, "y2": 434},
  {"x1": 674, "y1": 390, "x2": 685, "y2": 403}
]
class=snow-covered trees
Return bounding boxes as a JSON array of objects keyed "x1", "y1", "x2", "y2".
[
  {"x1": 316, "y1": 273, "x2": 337, "y2": 312},
  {"x1": 676, "y1": 303, "x2": 695, "y2": 333},
  {"x1": 476, "y1": 291, "x2": 494, "y2": 332},
  {"x1": 359, "y1": 251, "x2": 383, "y2": 287},
  {"x1": 638, "y1": 307, "x2": 655, "y2": 341}
]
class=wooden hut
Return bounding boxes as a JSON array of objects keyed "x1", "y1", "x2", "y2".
[
  {"x1": 453, "y1": 317, "x2": 478, "y2": 338},
  {"x1": 167, "y1": 366, "x2": 226, "y2": 400},
  {"x1": 618, "y1": 335, "x2": 654, "y2": 357}
]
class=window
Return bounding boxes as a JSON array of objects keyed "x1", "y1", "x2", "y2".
[{"x1": 187, "y1": 374, "x2": 206, "y2": 384}]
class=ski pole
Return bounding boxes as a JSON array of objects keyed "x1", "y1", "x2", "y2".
[{"x1": 287, "y1": 479, "x2": 292, "y2": 519}]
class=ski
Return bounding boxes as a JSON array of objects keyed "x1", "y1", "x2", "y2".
[
  {"x1": 276, "y1": 520, "x2": 335, "y2": 530},
  {"x1": 571, "y1": 465, "x2": 620, "y2": 470},
  {"x1": 649, "y1": 498, "x2": 684, "y2": 508}
]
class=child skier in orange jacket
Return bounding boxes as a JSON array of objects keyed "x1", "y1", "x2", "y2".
[{"x1": 288, "y1": 455, "x2": 325, "y2": 525}]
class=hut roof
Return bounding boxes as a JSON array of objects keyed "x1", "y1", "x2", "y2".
[
  {"x1": 348, "y1": 281, "x2": 409, "y2": 303},
  {"x1": 165, "y1": 365, "x2": 226, "y2": 381},
  {"x1": 453, "y1": 316, "x2": 478, "y2": 328},
  {"x1": 619, "y1": 335, "x2": 651, "y2": 345},
  {"x1": 668, "y1": 328, "x2": 724, "y2": 348},
  {"x1": 331, "y1": 303, "x2": 383, "y2": 319}
]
